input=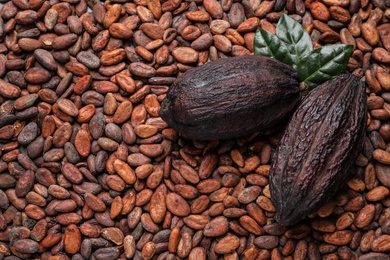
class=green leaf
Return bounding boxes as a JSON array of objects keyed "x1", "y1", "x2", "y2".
[
  {"x1": 296, "y1": 44, "x2": 354, "y2": 90},
  {"x1": 276, "y1": 13, "x2": 313, "y2": 68},
  {"x1": 254, "y1": 27, "x2": 294, "y2": 66}
]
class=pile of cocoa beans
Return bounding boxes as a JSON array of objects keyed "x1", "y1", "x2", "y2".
[{"x1": 0, "y1": 0, "x2": 389, "y2": 259}]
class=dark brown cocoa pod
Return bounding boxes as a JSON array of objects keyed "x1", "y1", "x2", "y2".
[
  {"x1": 270, "y1": 74, "x2": 367, "y2": 226},
  {"x1": 159, "y1": 56, "x2": 300, "y2": 140}
]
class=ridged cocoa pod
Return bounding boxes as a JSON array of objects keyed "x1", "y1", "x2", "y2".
[
  {"x1": 159, "y1": 56, "x2": 300, "y2": 140},
  {"x1": 270, "y1": 74, "x2": 367, "y2": 226}
]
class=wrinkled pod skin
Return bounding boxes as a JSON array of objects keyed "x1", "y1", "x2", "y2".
[
  {"x1": 270, "y1": 74, "x2": 367, "y2": 226},
  {"x1": 159, "y1": 56, "x2": 301, "y2": 140}
]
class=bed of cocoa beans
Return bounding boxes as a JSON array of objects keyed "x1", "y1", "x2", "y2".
[{"x1": 0, "y1": 0, "x2": 389, "y2": 259}]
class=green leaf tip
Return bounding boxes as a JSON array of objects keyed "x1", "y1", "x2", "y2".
[
  {"x1": 276, "y1": 13, "x2": 313, "y2": 68},
  {"x1": 297, "y1": 44, "x2": 354, "y2": 91}
]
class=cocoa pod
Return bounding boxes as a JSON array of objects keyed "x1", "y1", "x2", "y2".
[
  {"x1": 270, "y1": 74, "x2": 367, "y2": 226},
  {"x1": 159, "y1": 56, "x2": 300, "y2": 140}
]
